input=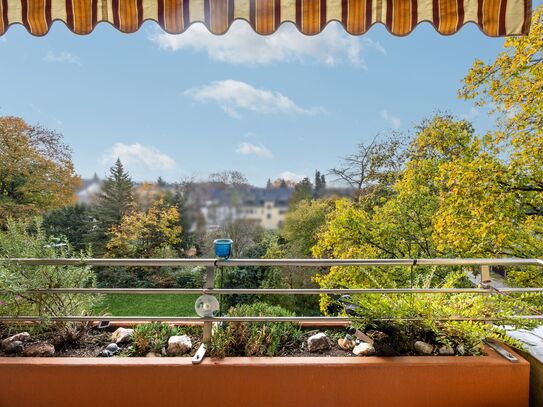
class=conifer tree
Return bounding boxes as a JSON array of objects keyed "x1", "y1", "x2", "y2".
[{"x1": 89, "y1": 159, "x2": 134, "y2": 253}]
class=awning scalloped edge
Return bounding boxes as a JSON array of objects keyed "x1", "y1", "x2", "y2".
[{"x1": 0, "y1": 0, "x2": 532, "y2": 38}]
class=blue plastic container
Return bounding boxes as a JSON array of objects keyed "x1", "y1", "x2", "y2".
[{"x1": 214, "y1": 239, "x2": 233, "y2": 258}]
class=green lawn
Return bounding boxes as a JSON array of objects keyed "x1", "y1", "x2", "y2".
[{"x1": 94, "y1": 294, "x2": 198, "y2": 317}]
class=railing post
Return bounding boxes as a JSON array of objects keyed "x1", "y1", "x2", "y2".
[
  {"x1": 480, "y1": 265, "x2": 491, "y2": 286},
  {"x1": 202, "y1": 265, "x2": 215, "y2": 343}
]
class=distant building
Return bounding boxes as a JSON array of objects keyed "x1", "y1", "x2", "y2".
[{"x1": 200, "y1": 187, "x2": 292, "y2": 231}]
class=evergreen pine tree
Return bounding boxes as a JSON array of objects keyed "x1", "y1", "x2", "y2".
[
  {"x1": 89, "y1": 159, "x2": 134, "y2": 253},
  {"x1": 157, "y1": 176, "x2": 167, "y2": 187},
  {"x1": 314, "y1": 170, "x2": 327, "y2": 198},
  {"x1": 266, "y1": 178, "x2": 272, "y2": 189}
]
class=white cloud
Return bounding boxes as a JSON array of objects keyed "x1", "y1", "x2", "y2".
[
  {"x1": 380, "y1": 109, "x2": 401, "y2": 129},
  {"x1": 235, "y1": 142, "x2": 273, "y2": 159},
  {"x1": 185, "y1": 80, "x2": 324, "y2": 118},
  {"x1": 43, "y1": 51, "x2": 80, "y2": 65},
  {"x1": 278, "y1": 171, "x2": 306, "y2": 183},
  {"x1": 102, "y1": 143, "x2": 176, "y2": 171},
  {"x1": 150, "y1": 21, "x2": 385, "y2": 67}
]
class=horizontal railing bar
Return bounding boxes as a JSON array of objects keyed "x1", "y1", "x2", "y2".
[
  {"x1": 0, "y1": 315, "x2": 542, "y2": 323},
  {"x1": 1, "y1": 287, "x2": 541, "y2": 295},
  {"x1": 2, "y1": 258, "x2": 543, "y2": 268}
]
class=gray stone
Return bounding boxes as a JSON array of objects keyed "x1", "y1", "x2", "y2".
[
  {"x1": 352, "y1": 342, "x2": 376, "y2": 356},
  {"x1": 3, "y1": 340, "x2": 23, "y2": 354},
  {"x1": 106, "y1": 343, "x2": 119, "y2": 353},
  {"x1": 111, "y1": 328, "x2": 134, "y2": 344},
  {"x1": 438, "y1": 345, "x2": 455, "y2": 356},
  {"x1": 23, "y1": 343, "x2": 55, "y2": 357},
  {"x1": 456, "y1": 344, "x2": 465, "y2": 356},
  {"x1": 307, "y1": 333, "x2": 330, "y2": 352},
  {"x1": 1, "y1": 332, "x2": 30, "y2": 350},
  {"x1": 414, "y1": 341, "x2": 434, "y2": 355},
  {"x1": 167, "y1": 335, "x2": 192, "y2": 356}
]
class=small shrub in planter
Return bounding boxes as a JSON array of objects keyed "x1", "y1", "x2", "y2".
[
  {"x1": 132, "y1": 322, "x2": 178, "y2": 355},
  {"x1": 339, "y1": 271, "x2": 538, "y2": 355},
  {"x1": 0, "y1": 219, "x2": 98, "y2": 343},
  {"x1": 131, "y1": 323, "x2": 202, "y2": 356},
  {"x1": 209, "y1": 303, "x2": 302, "y2": 357}
]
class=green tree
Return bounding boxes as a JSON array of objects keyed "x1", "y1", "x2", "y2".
[
  {"x1": 157, "y1": 176, "x2": 167, "y2": 188},
  {"x1": 42, "y1": 204, "x2": 91, "y2": 251},
  {"x1": 0, "y1": 116, "x2": 80, "y2": 226},
  {"x1": 289, "y1": 178, "x2": 313, "y2": 207},
  {"x1": 282, "y1": 199, "x2": 333, "y2": 258},
  {"x1": 313, "y1": 170, "x2": 326, "y2": 198},
  {"x1": 89, "y1": 159, "x2": 134, "y2": 254}
]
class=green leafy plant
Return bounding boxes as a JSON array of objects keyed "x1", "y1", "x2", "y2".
[
  {"x1": 0, "y1": 218, "x2": 98, "y2": 342},
  {"x1": 337, "y1": 268, "x2": 538, "y2": 354},
  {"x1": 209, "y1": 303, "x2": 302, "y2": 357},
  {"x1": 132, "y1": 322, "x2": 179, "y2": 355}
]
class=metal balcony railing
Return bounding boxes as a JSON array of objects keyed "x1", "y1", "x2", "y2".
[{"x1": 0, "y1": 258, "x2": 542, "y2": 362}]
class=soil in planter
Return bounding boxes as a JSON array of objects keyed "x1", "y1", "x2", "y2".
[{"x1": 0, "y1": 324, "x2": 483, "y2": 358}]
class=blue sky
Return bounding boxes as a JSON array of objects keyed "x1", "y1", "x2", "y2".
[{"x1": 1, "y1": 4, "x2": 541, "y2": 186}]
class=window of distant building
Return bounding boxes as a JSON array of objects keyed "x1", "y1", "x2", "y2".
[{"x1": 267, "y1": 214, "x2": 272, "y2": 219}]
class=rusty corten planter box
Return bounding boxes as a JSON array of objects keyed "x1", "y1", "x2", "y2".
[{"x1": 0, "y1": 345, "x2": 529, "y2": 407}]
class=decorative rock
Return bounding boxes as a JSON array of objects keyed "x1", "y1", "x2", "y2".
[
  {"x1": 338, "y1": 338, "x2": 355, "y2": 351},
  {"x1": 438, "y1": 345, "x2": 455, "y2": 356},
  {"x1": 3, "y1": 340, "x2": 23, "y2": 354},
  {"x1": 23, "y1": 343, "x2": 55, "y2": 357},
  {"x1": 146, "y1": 352, "x2": 161, "y2": 357},
  {"x1": 106, "y1": 343, "x2": 119, "y2": 353},
  {"x1": 352, "y1": 342, "x2": 376, "y2": 356},
  {"x1": 1, "y1": 332, "x2": 30, "y2": 350},
  {"x1": 167, "y1": 335, "x2": 192, "y2": 356},
  {"x1": 307, "y1": 333, "x2": 330, "y2": 352},
  {"x1": 456, "y1": 344, "x2": 465, "y2": 356},
  {"x1": 414, "y1": 341, "x2": 434, "y2": 355},
  {"x1": 111, "y1": 328, "x2": 134, "y2": 344}
]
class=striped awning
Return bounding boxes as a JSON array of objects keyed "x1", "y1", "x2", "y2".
[{"x1": 0, "y1": 0, "x2": 532, "y2": 37}]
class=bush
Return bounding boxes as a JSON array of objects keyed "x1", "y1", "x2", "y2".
[
  {"x1": 0, "y1": 219, "x2": 98, "y2": 341},
  {"x1": 209, "y1": 303, "x2": 302, "y2": 357},
  {"x1": 132, "y1": 322, "x2": 178, "y2": 355},
  {"x1": 96, "y1": 266, "x2": 204, "y2": 289},
  {"x1": 338, "y1": 270, "x2": 536, "y2": 353},
  {"x1": 131, "y1": 322, "x2": 201, "y2": 355}
]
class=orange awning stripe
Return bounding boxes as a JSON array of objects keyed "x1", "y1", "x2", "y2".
[{"x1": 0, "y1": 0, "x2": 532, "y2": 37}]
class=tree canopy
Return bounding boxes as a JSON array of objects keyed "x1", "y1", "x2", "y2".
[{"x1": 0, "y1": 116, "x2": 80, "y2": 225}]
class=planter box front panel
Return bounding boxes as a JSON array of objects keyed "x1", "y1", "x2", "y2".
[{"x1": 0, "y1": 348, "x2": 529, "y2": 407}]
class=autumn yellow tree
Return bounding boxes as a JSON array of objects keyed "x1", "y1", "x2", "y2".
[
  {"x1": 106, "y1": 199, "x2": 182, "y2": 258},
  {"x1": 450, "y1": 5, "x2": 543, "y2": 258},
  {"x1": 312, "y1": 115, "x2": 476, "y2": 312},
  {"x1": 0, "y1": 116, "x2": 80, "y2": 225}
]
